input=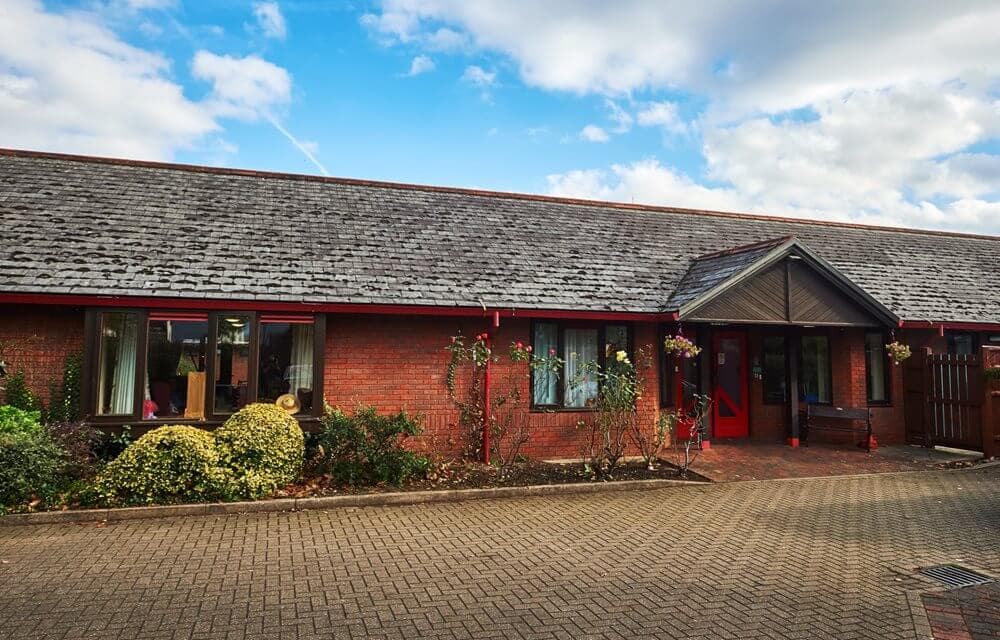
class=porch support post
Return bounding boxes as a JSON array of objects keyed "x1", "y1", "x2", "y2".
[
  {"x1": 982, "y1": 349, "x2": 998, "y2": 459},
  {"x1": 699, "y1": 324, "x2": 712, "y2": 449},
  {"x1": 787, "y1": 326, "x2": 801, "y2": 447}
]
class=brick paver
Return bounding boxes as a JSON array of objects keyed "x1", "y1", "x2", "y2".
[{"x1": 1, "y1": 467, "x2": 998, "y2": 639}]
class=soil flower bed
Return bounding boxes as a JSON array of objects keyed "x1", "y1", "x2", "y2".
[{"x1": 275, "y1": 459, "x2": 712, "y2": 499}]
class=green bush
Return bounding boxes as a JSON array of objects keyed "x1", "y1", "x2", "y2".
[
  {"x1": 0, "y1": 405, "x2": 42, "y2": 437},
  {"x1": 215, "y1": 403, "x2": 305, "y2": 499},
  {"x1": 317, "y1": 405, "x2": 430, "y2": 487},
  {"x1": 45, "y1": 352, "x2": 83, "y2": 424},
  {"x1": 2, "y1": 370, "x2": 40, "y2": 412},
  {"x1": 92, "y1": 426, "x2": 233, "y2": 506},
  {"x1": 0, "y1": 432, "x2": 66, "y2": 512}
]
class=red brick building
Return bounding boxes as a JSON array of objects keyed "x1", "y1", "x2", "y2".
[{"x1": 1, "y1": 149, "x2": 998, "y2": 458}]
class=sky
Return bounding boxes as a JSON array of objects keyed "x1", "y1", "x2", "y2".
[{"x1": 1, "y1": 1, "x2": 998, "y2": 235}]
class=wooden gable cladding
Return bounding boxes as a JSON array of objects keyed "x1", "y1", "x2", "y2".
[
  {"x1": 685, "y1": 256, "x2": 882, "y2": 326},
  {"x1": 788, "y1": 260, "x2": 877, "y2": 326},
  {"x1": 686, "y1": 262, "x2": 788, "y2": 323}
]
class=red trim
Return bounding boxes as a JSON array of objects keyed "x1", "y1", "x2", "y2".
[
  {"x1": 0, "y1": 293, "x2": 677, "y2": 322},
  {"x1": 259, "y1": 314, "x2": 315, "y2": 324},
  {"x1": 898, "y1": 320, "x2": 1000, "y2": 332},
  {"x1": 787, "y1": 437, "x2": 800, "y2": 448},
  {"x1": 148, "y1": 312, "x2": 208, "y2": 321}
]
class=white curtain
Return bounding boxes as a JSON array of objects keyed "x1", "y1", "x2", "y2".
[
  {"x1": 288, "y1": 324, "x2": 313, "y2": 394},
  {"x1": 564, "y1": 329, "x2": 598, "y2": 408},
  {"x1": 532, "y1": 323, "x2": 558, "y2": 404},
  {"x1": 109, "y1": 314, "x2": 137, "y2": 415}
]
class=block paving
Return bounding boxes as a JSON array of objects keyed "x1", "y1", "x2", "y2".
[{"x1": 1, "y1": 466, "x2": 998, "y2": 639}]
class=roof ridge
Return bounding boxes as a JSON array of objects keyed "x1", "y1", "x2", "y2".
[{"x1": 2, "y1": 146, "x2": 998, "y2": 243}]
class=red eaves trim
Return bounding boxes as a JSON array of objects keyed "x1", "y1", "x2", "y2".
[
  {"x1": 898, "y1": 320, "x2": 1000, "y2": 332},
  {"x1": 0, "y1": 293, "x2": 679, "y2": 323},
  {"x1": 2, "y1": 147, "x2": 998, "y2": 243}
]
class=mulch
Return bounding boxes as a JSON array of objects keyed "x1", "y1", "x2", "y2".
[{"x1": 277, "y1": 459, "x2": 711, "y2": 499}]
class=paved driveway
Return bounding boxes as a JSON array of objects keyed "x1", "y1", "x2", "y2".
[{"x1": 1, "y1": 467, "x2": 998, "y2": 639}]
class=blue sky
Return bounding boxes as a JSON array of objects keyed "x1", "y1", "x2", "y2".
[{"x1": 2, "y1": 1, "x2": 998, "y2": 234}]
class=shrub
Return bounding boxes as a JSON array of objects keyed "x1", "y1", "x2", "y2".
[
  {"x1": 316, "y1": 405, "x2": 430, "y2": 486},
  {"x1": 45, "y1": 352, "x2": 83, "y2": 424},
  {"x1": 92, "y1": 426, "x2": 233, "y2": 506},
  {"x1": 0, "y1": 431, "x2": 66, "y2": 512},
  {"x1": 0, "y1": 405, "x2": 42, "y2": 437},
  {"x1": 215, "y1": 403, "x2": 305, "y2": 499},
  {"x1": 46, "y1": 420, "x2": 101, "y2": 481},
  {"x1": 2, "y1": 370, "x2": 40, "y2": 412}
]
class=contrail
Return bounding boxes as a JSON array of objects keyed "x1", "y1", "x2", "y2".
[{"x1": 266, "y1": 114, "x2": 330, "y2": 176}]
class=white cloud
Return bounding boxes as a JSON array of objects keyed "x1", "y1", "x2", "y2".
[
  {"x1": 461, "y1": 64, "x2": 495, "y2": 87},
  {"x1": 604, "y1": 99, "x2": 632, "y2": 133},
  {"x1": 407, "y1": 54, "x2": 435, "y2": 76},
  {"x1": 368, "y1": 0, "x2": 1000, "y2": 234},
  {"x1": 579, "y1": 124, "x2": 609, "y2": 143},
  {"x1": 192, "y1": 51, "x2": 291, "y2": 121},
  {"x1": 252, "y1": 1, "x2": 286, "y2": 40},
  {"x1": 0, "y1": 0, "x2": 216, "y2": 159},
  {"x1": 636, "y1": 101, "x2": 686, "y2": 134}
]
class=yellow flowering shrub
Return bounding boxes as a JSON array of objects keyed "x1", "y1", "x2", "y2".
[
  {"x1": 214, "y1": 403, "x2": 304, "y2": 499},
  {"x1": 93, "y1": 426, "x2": 232, "y2": 506}
]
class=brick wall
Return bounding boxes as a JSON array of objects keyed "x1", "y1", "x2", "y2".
[
  {"x1": 0, "y1": 304, "x2": 85, "y2": 405},
  {"x1": 323, "y1": 314, "x2": 662, "y2": 459}
]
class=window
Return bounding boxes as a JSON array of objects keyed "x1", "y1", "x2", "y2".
[
  {"x1": 865, "y1": 332, "x2": 890, "y2": 404},
  {"x1": 799, "y1": 334, "x2": 832, "y2": 404},
  {"x1": 214, "y1": 315, "x2": 251, "y2": 414},
  {"x1": 88, "y1": 310, "x2": 323, "y2": 421},
  {"x1": 96, "y1": 312, "x2": 138, "y2": 416},
  {"x1": 531, "y1": 322, "x2": 631, "y2": 409},
  {"x1": 947, "y1": 331, "x2": 978, "y2": 356},
  {"x1": 144, "y1": 314, "x2": 209, "y2": 419},
  {"x1": 258, "y1": 318, "x2": 315, "y2": 414},
  {"x1": 762, "y1": 335, "x2": 787, "y2": 404},
  {"x1": 532, "y1": 323, "x2": 558, "y2": 405}
]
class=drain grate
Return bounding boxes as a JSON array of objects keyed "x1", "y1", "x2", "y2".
[{"x1": 919, "y1": 565, "x2": 994, "y2": 588}]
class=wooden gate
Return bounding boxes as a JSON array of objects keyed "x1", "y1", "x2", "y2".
[{"x1": 904, "y1": 349, "x2": 984, "y2": 451}]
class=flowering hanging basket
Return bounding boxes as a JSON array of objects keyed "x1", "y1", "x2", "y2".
[
  {"x1": 664, "y1": 334, "x2": 701, "y2": 359},
  {"x1": 886, "y1": 341, "x2": 911, "y2": 365}
]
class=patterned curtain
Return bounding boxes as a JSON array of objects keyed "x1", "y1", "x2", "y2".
[{"x1": 564, "y1": 329, "x2": 598, "y2": 408}]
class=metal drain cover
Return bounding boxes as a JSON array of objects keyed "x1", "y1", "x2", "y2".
[{"x1": 919, "y1": 564, "x2": 994, "y2": 588}]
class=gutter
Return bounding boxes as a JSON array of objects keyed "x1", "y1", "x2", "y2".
[
  {"x1": 0, "y1": 293, "x2": 678, "y2": 323},
  {"x1": 898, "y1": 320, "x2": 1000, "y2": 335}
]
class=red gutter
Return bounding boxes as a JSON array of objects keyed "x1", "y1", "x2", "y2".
[
  {"x1": 482, "y1": 311, "x2": 500, "y2": 465},
  {"x1": 898, "y1": 320, "x2": 1000, "y2": 333},
  {"x1": 0, "y1": 292, "x2": 678, "y2": 322}
]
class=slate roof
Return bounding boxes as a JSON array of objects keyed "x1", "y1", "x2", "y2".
[
  {"x1": 1, "y1": 149, "x2": 999, "y2": 323},
  {"x1": 666, "y1": 237, "x2": 792, "y2": 312}
]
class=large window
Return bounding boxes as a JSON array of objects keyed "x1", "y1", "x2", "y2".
[
  {"x1": 257, "y1": 318, "x2": 315, "y2": 413},
  {"x1": 145, "y1": 314, "x2": 209, "y2": 419},
  {"x1": 96, "y1": 312, "x2": 139, "y2": 416},
  {"x1": 865, "y1": 332, "x2": 890, "y2": 404},
  {"x1": 531, "y1": 322, "x2": 631, "y2": 409},
  {"x1": 799, "y1": 334, "x2": 832, "y2": 404},
  {"x1": 762, "y1": 335, "x2": 787, "y2": 404},
  {"x1": 88, "y1": 310, "x2": 323, "y2": 421}
]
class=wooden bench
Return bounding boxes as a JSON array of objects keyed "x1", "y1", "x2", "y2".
[{"x1": 802, "y1": 404, "x2": 874, "y2": 452}]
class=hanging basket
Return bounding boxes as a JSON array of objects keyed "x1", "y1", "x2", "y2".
[
  {"x1": 664, "y1": 334, "x2": 701, "y2": 359},
  {"x1": 886, "y1": 341, "x2": 911, "y2": 365}
]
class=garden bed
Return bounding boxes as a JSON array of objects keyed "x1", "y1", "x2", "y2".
[{"x1": 276, "y1": 459, "x2": 712, "y2": 499}]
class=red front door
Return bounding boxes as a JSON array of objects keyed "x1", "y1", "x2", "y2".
[{"x1": 712, "y1": 331, "x2": 749, "y2": 438}]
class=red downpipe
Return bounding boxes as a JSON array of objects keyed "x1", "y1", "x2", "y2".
[{"x1": 482, "y1": 310, "x2": 501, "y2": 465}]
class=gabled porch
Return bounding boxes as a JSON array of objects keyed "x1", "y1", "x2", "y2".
[{"x1": 660, "y1": 236, "x2": 901, "y2": 449}]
